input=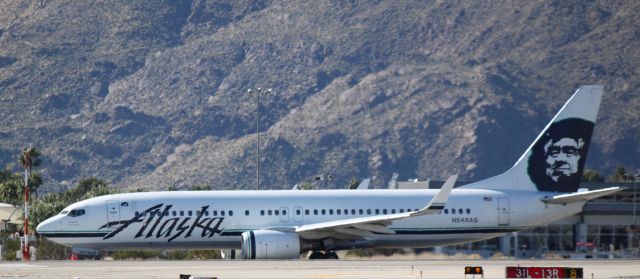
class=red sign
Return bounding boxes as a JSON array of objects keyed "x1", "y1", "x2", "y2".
[{"x1": 506, "y1": 267, "x2": 583, "y2": 278}]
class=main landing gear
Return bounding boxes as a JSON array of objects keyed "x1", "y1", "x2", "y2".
[{"x1": 308, "y1": 251, "x2": 339, "y2": 260}]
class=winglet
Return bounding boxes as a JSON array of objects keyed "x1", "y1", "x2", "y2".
[
  {"x1": 411, "y1": 174, "x2": 457, "y2": 216},
  {"x1": 541, "y1": 186, "x2": 623, "y2": 204}
]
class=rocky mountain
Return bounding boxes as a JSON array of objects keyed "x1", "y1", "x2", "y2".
[{"x1": 0, "y1": 0, "x2": 638, "y2": 191}]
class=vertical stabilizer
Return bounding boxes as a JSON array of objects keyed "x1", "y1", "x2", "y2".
[{"x1": 461, "y1": 85, "x2": 603, "y2": 193}]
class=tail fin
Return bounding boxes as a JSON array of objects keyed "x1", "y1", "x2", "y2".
[{"x1": 461, "y1": 85, "x2": 603, "y2": 193}]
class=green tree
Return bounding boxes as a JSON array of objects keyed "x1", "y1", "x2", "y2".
[
  {"x1": 610, "y1": 166, "x2": 631, "y2": 182},
  {"x1": 75, "y1": 177, "x2": 108, "y2": 195},
  {"x1": 190, "y1": 184, "x2": 211, "y2": 191},
  {"x1": 186, "y1": 249, "x2": 221, "y2": 259},
  {"x1": 0, "y1": 170, "x2": 43, "y2": 205},
  {"x1": 19, "y1": 147, "x2": 42, "y2": 169},
  {"x1": 297, "y1": 182, "x2": 315, "y2": 190},
  {"x1": 582, "y1": 170, "x2": 605, "y2": 183},
  {"x1": 0, "y1": 174, "x2": 21, "y2": 205},
  {"x1": 347, "y1": 178, "x2": 360, "y2": 189}
]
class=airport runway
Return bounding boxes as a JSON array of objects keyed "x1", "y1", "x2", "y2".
[{"x1": 1, "y1": 259, "x2": 639, "y2": 279}]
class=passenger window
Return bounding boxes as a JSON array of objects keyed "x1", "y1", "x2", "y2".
[
  {"x1": 150, "y1": 212, "x2": 156, "y2": 217},
  {"x1": 452, "y1": 209, "x2": 456, "y2": 215},
  {"x1": 305, "y1": 209, "x2": 310, "y2": 215},
  {"x1": 351, "y1": 209, "x2": 355, "y2": 215},
  {"x1": 135, "y1": 211, "x2": 139, "y2": 217},
  {"x1": 260, "y1": 210, "x2": 265, "y2": 216},
  {"x1": 399, "y1": 209, "x2": 404, "y2": 213},
  {"x1": 205, "y1": 211, "x2": 209, "y2": 216},
  {"x1": 164, "y1": 211, "x2": 169, "y2": 216},
  {"x1": 196, "y1": 211, "x2": 201, "y2": 216},
  {"x1": 213, "y1": 210, "x2": 218, "y2": 216},
  {"x1": 336, "y1": 209, "x2": 341, "y2": 215},
  {"x1": 375, "y1": 209, "x2": 380, "y2": 214},
  {"x1": 172, "y1": 211, "x2": 176, "y2": 217},
  {"x1": 391, "y1": 209, "x2": 396, "y2": 214},
  {"x1": 296, "y1": 209, "x2": 301, "y2": 215},
  {"x1": 188, "y1": 211, "x2": 193, "y2": 216},
  {"x1": 383, "y1": 209, "x2": 388, "y2": 214},
  {"x1": 367, "y1": 209, "x2": 372, "y2": 215},
  {"x1": 282, "y1": 210, "x2": 286, "y2": 215},
  {"x1": 444, "y1": 209, "x2": 448, "y2": 214},
  {"x1": 459, "y1": 209, "x2": 463, "y2": 214},
  {"x1": 314, "y1": 209, "x2": 318, "y2": 215},
  {"x1": 229, "y1": 211, "x2": 233, "y2": 216},
  {"x1": 329, "y1": 209, "x2": 333, "y2": 215},
  {"x1": 466, "y1": 209, "x2": 471, "y2": 214},
  {"x1": 321, "y1": 209, "x2": 326, "y2": 215},
  {"x1": 268, "y1": 210, "x2": 272, "y2": 216},
  {"x1": 359, "y1": 209, "x2": 364, "y2": 215},
  {"x1": 275, "y1": 210, "x2": 280, "y2": 216},
  {"x1": 221, "y1": 211, "x2": 226, "y2": 216}
]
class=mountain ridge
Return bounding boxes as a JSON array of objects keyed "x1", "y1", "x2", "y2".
[{"x1": 0, "y1": 1, "x2": 638, "y2": 191}]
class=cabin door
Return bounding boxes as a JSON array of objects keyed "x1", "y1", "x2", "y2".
[
  {"x1": 106, "y1": 200, "x2": 120, "y2": 225},
  {"x1": 498, "y1": 198, "x2": 510, "y2": 226}
]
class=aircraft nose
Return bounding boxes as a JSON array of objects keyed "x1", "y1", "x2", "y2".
[
  {"x1": 36, "y1": 215, "x2": 59, "y2": 234},
  {"x1": 36, "y1": 218, "x2": 50, "y2": 234}
]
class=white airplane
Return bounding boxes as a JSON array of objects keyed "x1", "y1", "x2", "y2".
[{"x1": 37, "y1": 85, "x2": 622, "y2": 259}]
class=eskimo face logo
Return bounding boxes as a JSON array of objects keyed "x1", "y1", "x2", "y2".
[
  {"x1": 528, "y1": 118, "x2": 594, "y2": 192},
  {"x1": 544, "y1": 137, "x2": 584, "y2": 182}
]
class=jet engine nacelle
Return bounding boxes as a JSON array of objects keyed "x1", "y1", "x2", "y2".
[{"x1": 241, "y1": 230, "x2": 301, "y2": 259}]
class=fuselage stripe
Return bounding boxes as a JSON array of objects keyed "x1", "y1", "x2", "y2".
[{"x1": 39, "y1": 232, "x2": 108, "y2": 238}]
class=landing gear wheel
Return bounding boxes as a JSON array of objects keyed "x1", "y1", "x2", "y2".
[
  {"x1": 325, "y1": 251, "x2": 339, "y2": 260},
  {"x1": 308, "y1": 251, "x2": 327, "y2": 260}
]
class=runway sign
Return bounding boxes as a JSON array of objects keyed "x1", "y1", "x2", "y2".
[{"x1": 506, "y1": 266, "x2": 583, "y2": 278}]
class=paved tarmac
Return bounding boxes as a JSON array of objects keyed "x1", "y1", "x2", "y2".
[{"x1": 1, "y1": 259, "x2": 639, "y2": 279}]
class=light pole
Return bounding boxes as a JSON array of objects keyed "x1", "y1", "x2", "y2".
[
  {"x1": 20, "y1": 147, "x2": 32, "y2": 262},
  {"x1": 635, "y1": 171, "x2": 639, "y2": 226},
  {"x1": 247, "y1": 88, "x2": 273, "y2": 190}
]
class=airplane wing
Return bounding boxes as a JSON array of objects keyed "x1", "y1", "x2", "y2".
[
  {"x1": 295, "y1": 175, "x2": 457, "y2": 238},
  {"x1": 541, "y1": 187, "x2": 623, "y2": 204}
]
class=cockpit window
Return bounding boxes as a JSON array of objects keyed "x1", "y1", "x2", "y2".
[
  {"x1": 68, "y1": 209, "x2": 86, "y2": 217},
  {"x1": 59, "y1": 210, "x2": 69, "y2": 215}
]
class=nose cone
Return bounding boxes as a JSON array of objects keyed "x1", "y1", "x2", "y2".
[
  {"x1": 36, "y1": 218, "x2": 51, "y2": 234},
  {"x1": 36, "y1": 215, "x2": 61, "y2": 236}
]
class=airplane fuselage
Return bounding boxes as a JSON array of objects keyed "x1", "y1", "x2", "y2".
[{"x1": 37, "y1": 189, "x2": 583, "y2": 251}]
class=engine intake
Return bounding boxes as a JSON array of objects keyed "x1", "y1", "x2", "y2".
[{"x1": 241, "y1": 230, "x2": 301, "y2": 259}]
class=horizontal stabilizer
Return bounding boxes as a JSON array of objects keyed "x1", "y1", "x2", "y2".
[
  {"x1": 357, "y1": 178, "x2": 371, "y2": 190},
  {"x1": 541, "y1": 187, "x2": 623, "y2": 204}
]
